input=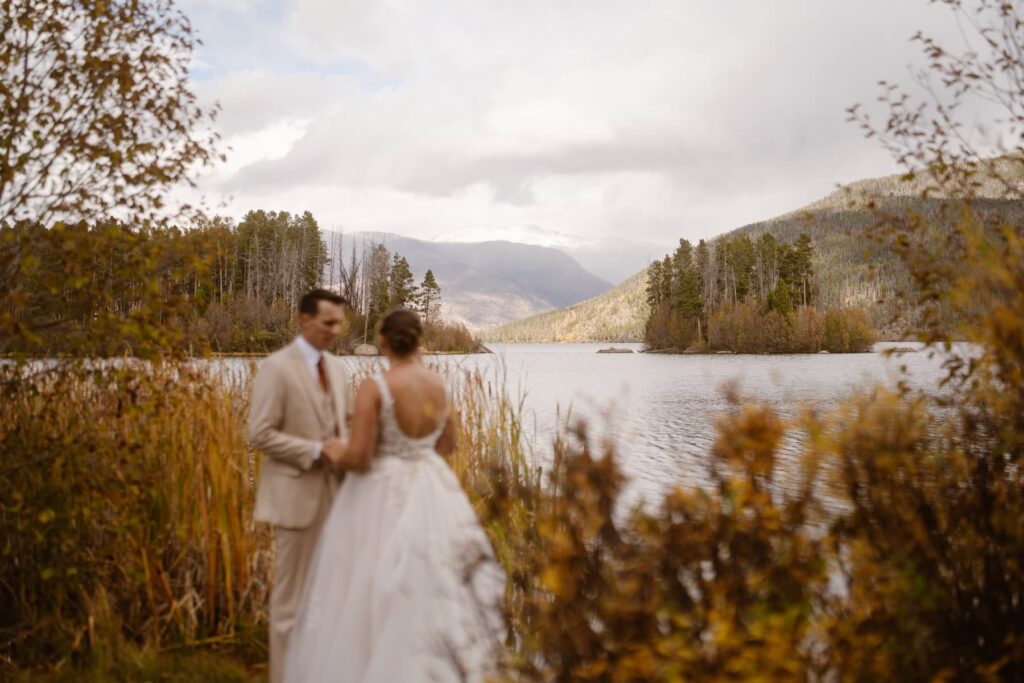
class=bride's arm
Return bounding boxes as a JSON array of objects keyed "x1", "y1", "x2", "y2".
[
  {"x1": 325, "y1": 378, "x2": 379, "y2": 472},
  {"x1": 434, "y1": 414, "x2": 457, "y2": 456}
]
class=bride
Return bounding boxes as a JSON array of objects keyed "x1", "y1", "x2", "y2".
[{"x1": 283, "y1": 308, "x2": 506, "y2": 683}]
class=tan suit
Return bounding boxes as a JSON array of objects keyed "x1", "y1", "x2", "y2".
[{"x1": 248, "y1": 340, "x2": 352, "y2": 683}]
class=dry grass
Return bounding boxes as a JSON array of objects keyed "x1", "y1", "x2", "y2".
[{"x1": 0, "y1": 361, "x2": 271, "y2": 672}]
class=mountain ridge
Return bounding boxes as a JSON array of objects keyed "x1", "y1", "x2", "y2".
[
  {"x1": 482, "y1": 163, "x2": 1024, "y2": 342},
  {"x1": 325, "y1": 230, "x2": 612, "y2": 329},
  {"x1": 479, "y1": 269, "x2": 648, "y2": 343},
  {"x1": 430, "y1": 224, "x2": 670, "y2": 284}
]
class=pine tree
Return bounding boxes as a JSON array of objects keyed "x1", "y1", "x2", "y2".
[
  {"x1": 793, "y1": 233, "x2": 815, "y2": 306},
  {"x1": 672, "y1": 239, "x2": 694, "y2": 280},
  {"x1": 418, "y1": 269, "x2": 442, "y2": 324},
  {"x1": 676, "y1": 268, "x2": 703, "y2": 320},
  {"x1": 659, "y1": 256, "x2": 673, "y2": 304},
  {"x1": 768, "y1": 275, "x2": 794, "y2": 316},
  {"x1": 646, "y1": 260, "x2": 664, "y2": 310},
  {"x1": 389, "y1": 254, "x2": 415, "y2": 308},
  {"x1": 728, "y1": 235, "x2": 756, "y2": 302}
]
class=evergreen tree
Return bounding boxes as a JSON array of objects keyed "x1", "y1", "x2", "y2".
[
  {"x1": 646, "y1": 260, "x2": 665, "y2": 310},
  {"x1": 389, "y1": 254, "x2": 416, "y2": 308},
  {"x1": 233, "y1": 210, "x2": 328, "y2": 306},
  {"x1": 672, "y1": 239, "x2": 694, "y2": 280},
  {"x1": 659, "y1": 256, "x2": 673, "y2": 304},
  {"x1": 419, "y1": 269, "x2": 442, "y2": 324},
  {"x1": 779, "y1": 243, "x2": 800, "y2": 305},
  {"x1": 727, "y1": 235, "x2": 756, "y2": 302},
  {"x1": 767, "y1": 275, "x2": 794, "y2": 316},
  {"x1": 793, "y1": 233, "x2": 815, "y2": 306},
  {"x1": 676, "y1": 268, "x2": 703, "y2": 320}
]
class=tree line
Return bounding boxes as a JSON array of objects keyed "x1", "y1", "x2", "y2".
[
  {"x1": 1, "y1": 212, "x2": 471, "y2": 356},
  {"x1": 645, "y1": 232, "x2": 876, "y2": 352}
]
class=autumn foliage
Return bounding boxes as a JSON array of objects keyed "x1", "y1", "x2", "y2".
[
  {"x1": 463, "y1": 207, "x2": 1024, "y2": 679},
  {"x1": 3, "y1": 0, "x2": 1024, "y2": 679}
]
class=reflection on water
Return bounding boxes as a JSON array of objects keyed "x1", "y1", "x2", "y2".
[{"x1": 226, "y1": 342, "x2": 958, "y2": 503}]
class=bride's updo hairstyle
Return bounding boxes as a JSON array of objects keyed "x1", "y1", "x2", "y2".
[{"x1": 379, "y1": 308, "x2": 423, "y2": 357}]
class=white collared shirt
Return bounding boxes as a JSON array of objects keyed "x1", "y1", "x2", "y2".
[
  {"x1": 295, "y1": 334, "x2": 323, "y2": 383},
  {"x1": 295, "y1": 335, "x2": 325, "y2": 461}
]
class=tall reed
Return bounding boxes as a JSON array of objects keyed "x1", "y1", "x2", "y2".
[{"x1": 0, "y1": 361, "x2": 271, "y2": 669}]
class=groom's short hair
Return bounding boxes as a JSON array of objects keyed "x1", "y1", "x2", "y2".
[{"x1": 299, "y1": 289, "x2": 348, "y2": 316}]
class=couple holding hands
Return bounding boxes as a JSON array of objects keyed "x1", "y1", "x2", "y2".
[{"x1": 248, "y1": 290, "x2": 503, "y2": 683}]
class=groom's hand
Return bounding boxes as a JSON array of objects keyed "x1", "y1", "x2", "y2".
[{"x1": 322, "y1": 438, "x2": 349, "y2": 471}]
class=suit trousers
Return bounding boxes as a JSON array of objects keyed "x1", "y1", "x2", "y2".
[{"x1": 270, "y1": 499, "x2": 330, "y2": 683}]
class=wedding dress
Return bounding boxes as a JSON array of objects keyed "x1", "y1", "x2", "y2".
[{"x1": 283, "y1": 374, "x2": 506, "y2": 683}]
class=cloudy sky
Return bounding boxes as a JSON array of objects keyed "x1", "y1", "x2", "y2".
[{"x1": 182, "y1": 0, "x2": 965, "y2": 248}]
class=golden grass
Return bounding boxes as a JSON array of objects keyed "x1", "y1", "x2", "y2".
[
  {"x1": 0, "y1": 361, "x2": 271, "y2": 671},
  {"x1": 0, "y1": 356, "x2": 540, "y2": 674}
]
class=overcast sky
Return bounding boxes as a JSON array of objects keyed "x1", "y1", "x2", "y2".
[{"x1": 182, "y1": 0, "x2": 967, "y2": 247}]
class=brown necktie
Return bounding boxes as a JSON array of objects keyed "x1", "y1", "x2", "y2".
[{"x1": 316, "y1": 356, "x2": 330, "y2": 393}]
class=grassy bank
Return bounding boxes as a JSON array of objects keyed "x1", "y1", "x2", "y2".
[{"x1": 0, "y1": 359, "x2": 535, "y2": 679}]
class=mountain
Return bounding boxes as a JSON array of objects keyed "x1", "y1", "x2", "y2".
[
  {"x1": 721, "y1": 164, "x2": 1023, "y2": 335},
  {"x1": 430, "y1": 225, "x2": 670, "y2": 285},
  {"x1": 325, "y1": 231, "x2": 612, "y2": 329},
  {"x1": 479, "y1": 269, "x2": 648, "y2": 343},
  {"x1": 479, "y1": 161, "x2": 1024, "y2": 342}
]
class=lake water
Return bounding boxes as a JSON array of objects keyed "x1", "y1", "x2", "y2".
[{"x1": 331, "y1": 342, "x2": 957, "y2": 504}]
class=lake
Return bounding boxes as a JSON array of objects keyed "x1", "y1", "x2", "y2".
[{"x1": 332, "y1": 342, "x2": 957, "y2": 504}]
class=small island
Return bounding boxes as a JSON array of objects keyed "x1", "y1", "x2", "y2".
[{"x1": 643, "y1": 233, "x2": 878, "y2": 354}]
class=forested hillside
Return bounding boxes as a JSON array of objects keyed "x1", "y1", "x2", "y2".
[
  {"x1": 330, "y1": 231, "x2": 612, "y2": 329},
  {"x1": 722, "y1": 193, "x2": 1024, "y2": 336},
  {"x1": 480, "y1": 270, "x2": 648, "y2": 343}
]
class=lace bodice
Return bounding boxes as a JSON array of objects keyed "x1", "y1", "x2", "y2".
[{"x1": 371, "y1": 373, "x2": 449, "y2": 460}]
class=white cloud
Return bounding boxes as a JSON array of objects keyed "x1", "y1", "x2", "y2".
[
  {"x1": 188, "y1": 0, "x2": 976, "y2": 245},
  {"x1": 213, "y1": 119, "x2": 310, "y2": 181}
]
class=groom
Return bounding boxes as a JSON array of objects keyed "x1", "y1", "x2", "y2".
[{"x1": 248, "y1": 288, "x2": 352, "y2": 683}]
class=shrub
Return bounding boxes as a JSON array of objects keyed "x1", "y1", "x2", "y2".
[
  {"x1": 422, "y1": 319, "x2": 481, "y2": 353},
  {"x1": 822, "y1": 307, "x2": 877, "y2": 352},
  {"x1": 791, "y1": 305, "x2": 824, "y2": 353}
]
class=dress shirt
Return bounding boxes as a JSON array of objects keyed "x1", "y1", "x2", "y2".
[{"x1": 295, "y1": 335, "x2": 324, "y2": 462}]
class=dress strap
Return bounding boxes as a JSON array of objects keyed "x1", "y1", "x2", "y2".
[
  {"x1": 371, "y1": 373, "x2": 394, "y2": 406},
  {"x1": 439, "y1": 384, "x2": 452, "y2": 423}
]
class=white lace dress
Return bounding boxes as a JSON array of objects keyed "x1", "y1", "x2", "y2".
[{"x1": 283, "y1": 374, "x2": 505, "y2": 683}]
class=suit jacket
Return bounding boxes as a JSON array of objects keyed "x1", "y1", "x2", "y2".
[{"x1": 248, "y1": 340, "x2": 352, "y2": 529}]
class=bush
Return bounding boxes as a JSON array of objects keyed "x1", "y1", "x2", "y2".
[
  {"x1": 644, "y1": 303, "x2": 698, "y2": 351},
  {"x1": 706, "y1": 303, "x2": 875, "y2": 353},
  {"x1": 422, "y1": 319, "x2": 482, "y2": 353},
  {"x1": 791, "y1": 305, "x2": 824, "y2": 352},
  {"x1": 822, "y1": 307, "x2": 877, "y2": 352},
  {"x1": 478, "y1": 406, "x2": 829, "y2": 680}
]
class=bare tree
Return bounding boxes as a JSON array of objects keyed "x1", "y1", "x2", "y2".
[{"x1": 847, "y1": 0, "x2": 1024, "y2": 200}]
